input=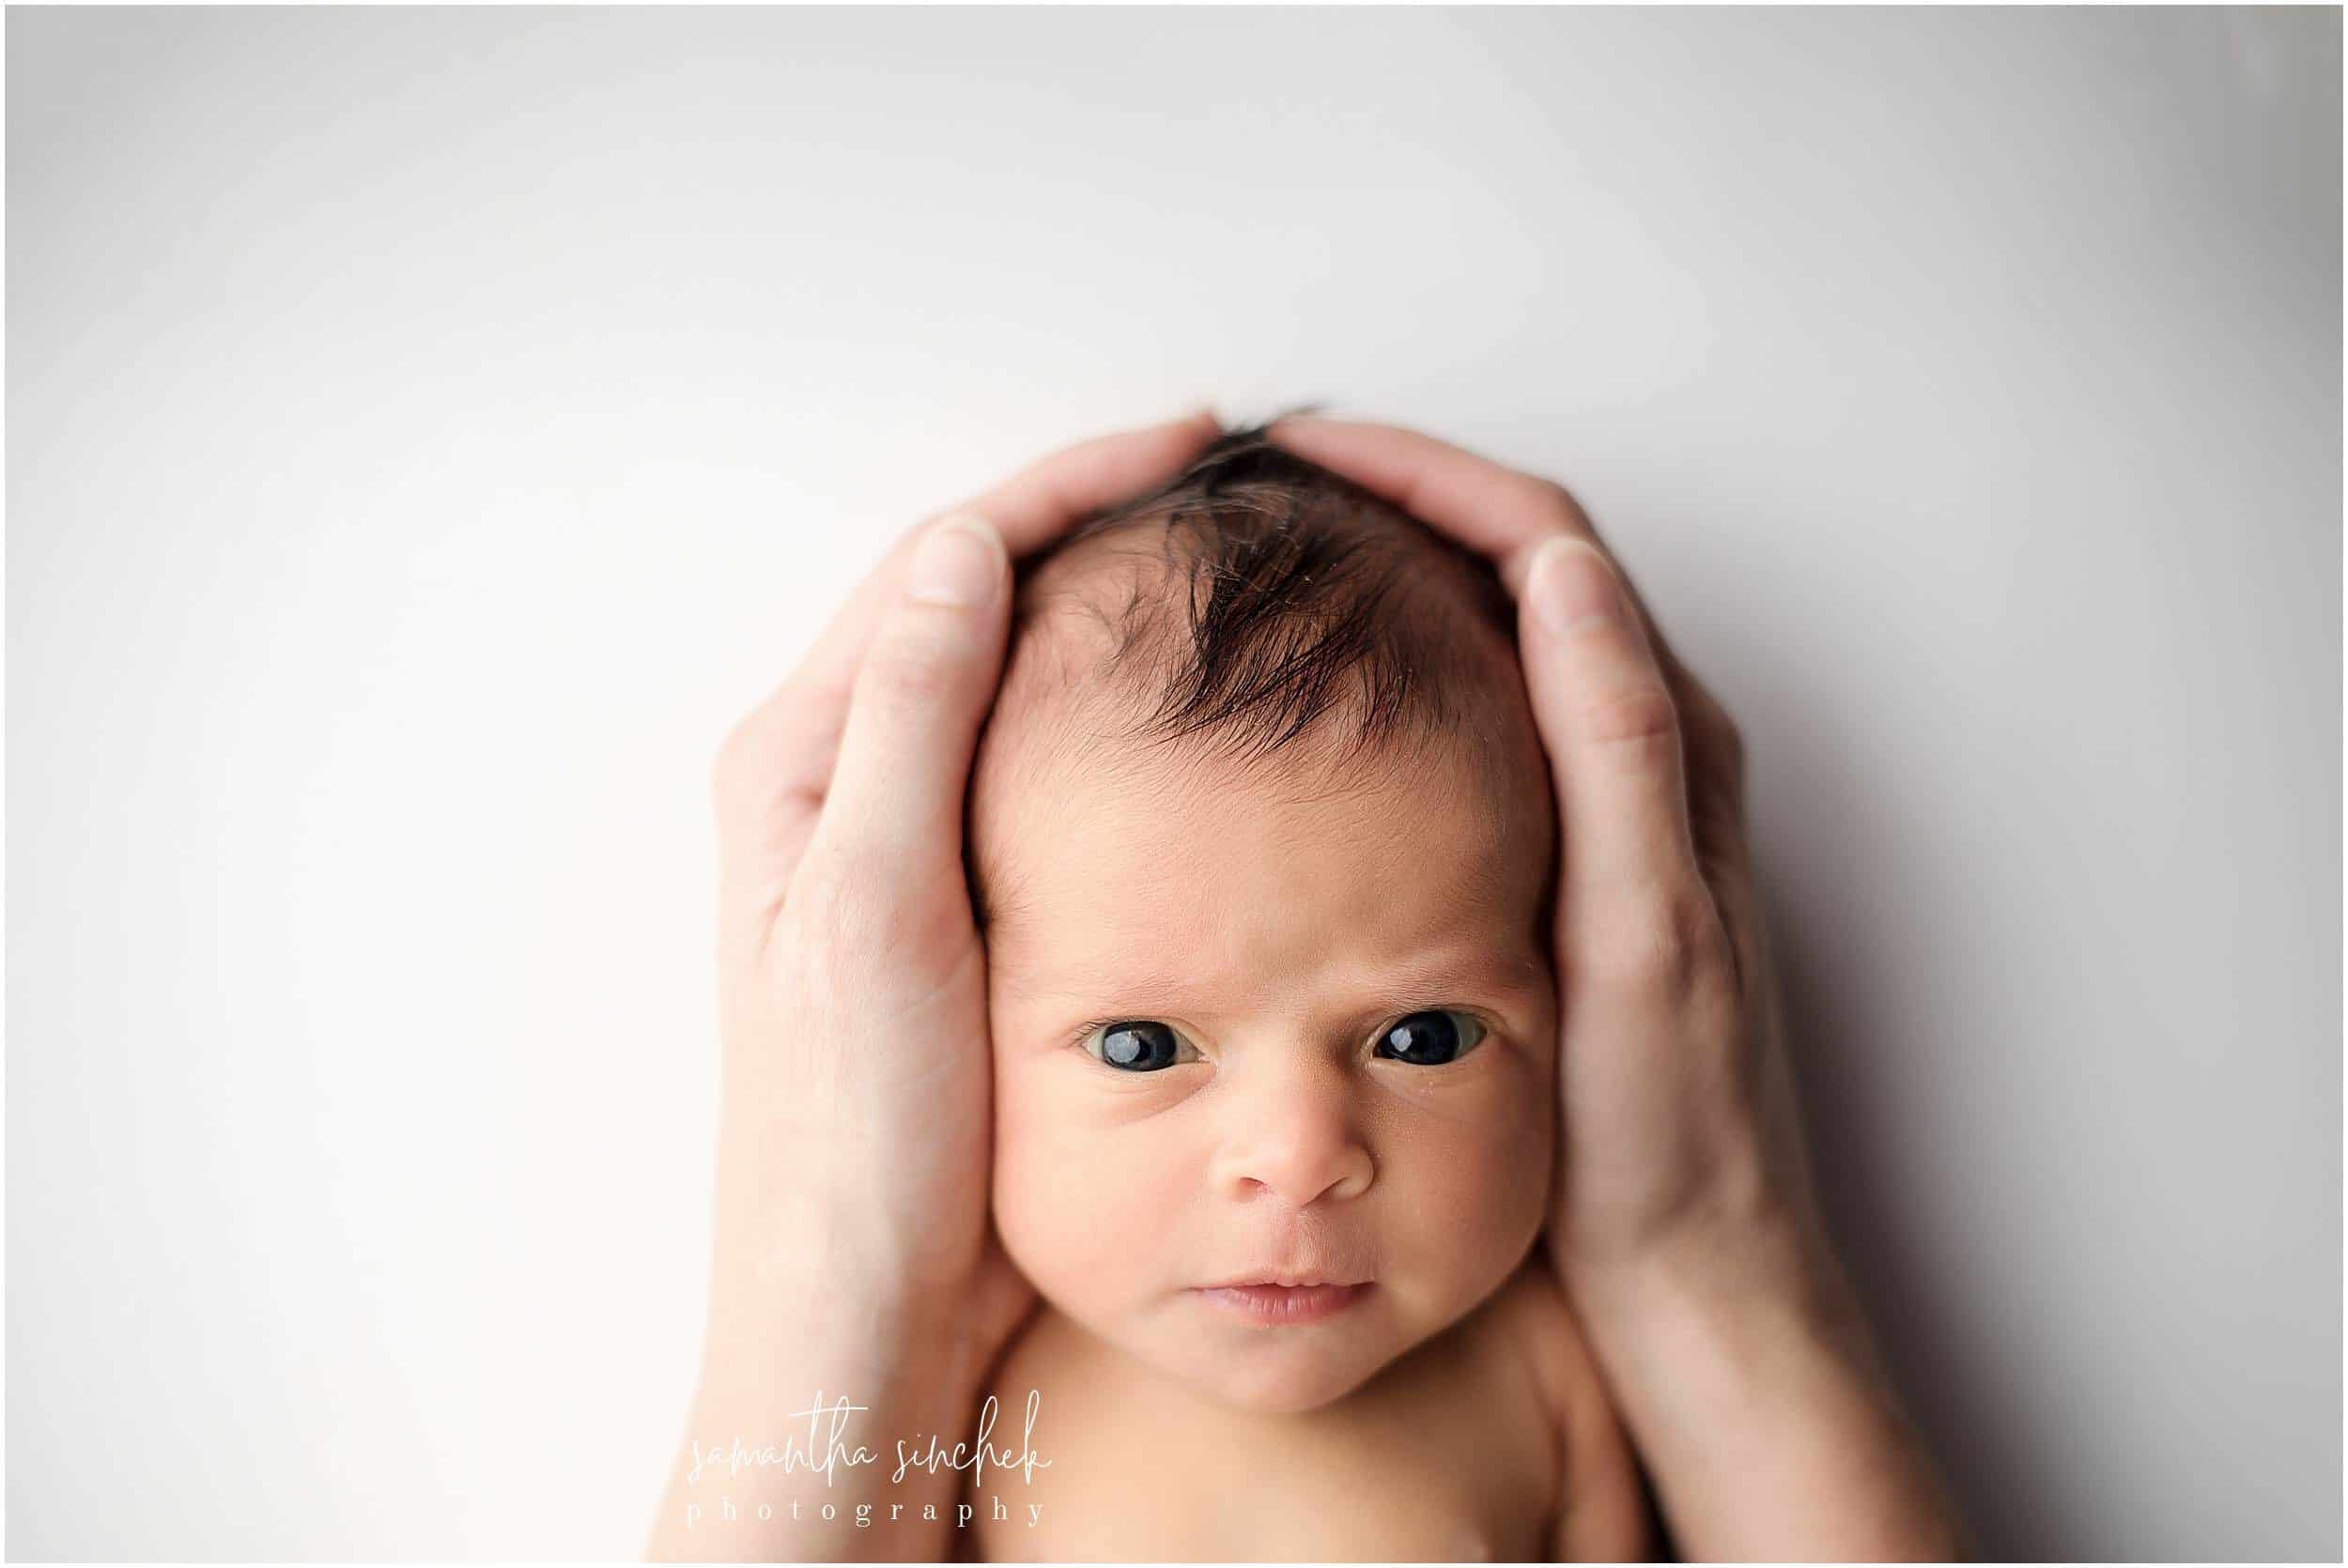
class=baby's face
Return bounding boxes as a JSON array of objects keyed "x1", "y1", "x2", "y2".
[{"x1": 976, "y1": 732, "x2": 1558, "y2": 1415}]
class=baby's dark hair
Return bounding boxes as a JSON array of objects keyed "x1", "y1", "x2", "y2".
[
  {"x1": 998, "y1": 410, "x2": 1526, "y2": 785},
  {"x1": 968, "y1": 410, "x2": 1555, "y2": 937}
]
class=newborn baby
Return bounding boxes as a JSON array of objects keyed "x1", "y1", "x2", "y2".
[{"x1": 955, "y1": 426, "x2": 1650, "y2": 1562}]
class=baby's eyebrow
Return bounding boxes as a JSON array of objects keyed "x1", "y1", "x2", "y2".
[
  {"x1": 1401, "y1": 953, "x2": 1556, "y2": 1015},
  {"x1": 994, "y1": 944, "x2": 1553, "y2": 1008},
  {"x1": 987, "y1": 960, "x2": 1191, "y2": 1003}
]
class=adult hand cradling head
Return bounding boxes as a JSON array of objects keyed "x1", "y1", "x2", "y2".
[
  {"x1": 653, "y1": 411, "x2": 1224, "y2": 1564},
  {"x1": 651, "y1": 409, "x2": 1959, "y2": 1564}
]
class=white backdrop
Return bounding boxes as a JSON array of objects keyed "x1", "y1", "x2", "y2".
[{"x1": 8, "y1": 8, "x2": 2340, "y2": 1560}]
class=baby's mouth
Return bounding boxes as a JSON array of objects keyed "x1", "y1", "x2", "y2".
[{"x1": 1190, "y1": 1282, "x2": 1374, "y2": 1326}]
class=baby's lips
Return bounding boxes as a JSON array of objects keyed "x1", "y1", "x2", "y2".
[{"x1": 1192, "y1": 1282, "x2": 1375, "y2": 1326}]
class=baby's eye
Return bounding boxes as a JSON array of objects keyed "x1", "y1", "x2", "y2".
[
  {"x1": 1083, "y1": 1020, "x2": 1197, "y2": 1072},
  {"x1": 1372, "y1": 1009, "x2": 1488, "y2": 1066}
]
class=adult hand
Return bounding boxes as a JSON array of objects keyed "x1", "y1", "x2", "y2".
[
  {"x1": 650, "y1": 410, "x2": 1224, "y2": 1563},
  {"x1": 1265, "y1": 413, "x2": 1962, "y2": 1561}
]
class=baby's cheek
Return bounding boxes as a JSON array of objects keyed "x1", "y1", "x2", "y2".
[
  {"x1": 990, "y1": 1055, "x2": 1183, "y2": 1313},
  {"x1": 1381, "y1": 1065, "x2": 1552, "y2": 1275}
]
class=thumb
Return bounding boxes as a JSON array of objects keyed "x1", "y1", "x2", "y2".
[
  {"x1": 1519, "y1": 536, "x2": 1713, "y2": 959},
  {"x1": 803, "y1": 513, "x2": 1012, "y2": 883}
]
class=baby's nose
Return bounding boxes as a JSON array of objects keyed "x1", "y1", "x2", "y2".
[{"x1": 1209, "y1": 1057, "x2": 1374, "y2": 1207}]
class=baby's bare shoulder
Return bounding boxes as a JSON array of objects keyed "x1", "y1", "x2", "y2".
[
  {"x1": 1480, "y1": 1260, "x2": 1589, "y2": 1424},
  {"x1": 976, "y1": 1302, "x2": 1160, "y2": 1450},
  {"x1": 1484, "y1": 1259, "x2": 1657, "y2": 1560}
]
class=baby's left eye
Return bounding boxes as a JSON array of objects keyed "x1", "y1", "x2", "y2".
[
  {"x1": 1083, "y1": 1020, "x2": 1197, "y2": 1072},
  {"x1": 1372, "y1": 1009, "x2": 1488, "y2": 1066}
]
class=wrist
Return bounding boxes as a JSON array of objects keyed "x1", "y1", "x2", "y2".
[
  {"x1": 702, "y1": 1236, "x2": 984, "y2": 1388},
  {"x1": 1553, "y1": 1148, "x2": 1882, "y2": 1394},
  {"x1": 705, "y1": 1146, "x2": 977, "y2": 1335},
  {"x1": 660, "y1": 1241, "x2": 995, "y2": 1563},
  {"x1": 687, "y1": 1267, "x2": 987, "y2": 1485},
  {"x1": 1552, "y1": 1199, "x2": 1958, "y2": 1560},
  {"x1": 1567, "y1": 1179, "x2": 1851, "y2": 1338}
]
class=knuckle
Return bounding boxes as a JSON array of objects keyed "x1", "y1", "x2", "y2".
[
  {"x1": 1581, "y1": 899, "x2": 1683, "y2": 998},
  {"x1": 858, "y1": 623, "x2": 964, "y2": 711},
  {"x1": 1583, "y1": 885, "x2": 1735, "y2": 1007},
  {"x1": 1513, "y1": 473, "x2": 1592, "y2": 533},
  {"x1": 789, "y1": 846, "x2": 901, "y2": 971},
  {"x1": 1581, "y1": 683, "x2": 1683, "y2": 752},
  {"x1": 783, "y1": 837, "x2": 969, "y2": 1006}
]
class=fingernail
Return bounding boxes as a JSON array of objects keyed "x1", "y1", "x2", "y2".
[
  {"x1": 906, "y1": 515, "x2": 1004, "y2": 607},
  {"x1": 1529, "y1": 536, "x2": 1623, "y2": 637}
]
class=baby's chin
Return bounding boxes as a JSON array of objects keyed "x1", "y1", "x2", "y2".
[{"x1": 1197, "y1": 1353, "x2": 1387, "y2": 1417}]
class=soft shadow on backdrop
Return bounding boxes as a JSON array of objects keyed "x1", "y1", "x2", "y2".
[{"x1": 8, "y1": 8, "x2": 2340, "y2": 1560}]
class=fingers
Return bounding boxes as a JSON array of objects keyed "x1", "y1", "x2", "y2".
[
  {"x1": 961, "y1": 407, "x2": 1223, "y2": 557},
  {"x1": 1265, "y1": 413, "x2": 1725, "y2": 725},
  {"x1": 1521, "y1": 536, "x2": 1723, "y2": 982},
  {"x1": 796, "y1": 515, "x2": 1014, "y2": 897},
  {"x1": 1265, "y1": 410, "x2": 1742, "y2": 994},
  {"x1": 712, "y1": 409, "x2": 1222, "y2": 897},
  {"x1": 773, "y1": 408, "x2": 1225, "y2": 793},
  {"x1": 1265, "y1": 412, "x2": 1603, "y2": 599}
]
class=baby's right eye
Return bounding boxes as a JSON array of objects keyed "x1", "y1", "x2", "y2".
[{"x1": 1082, "y1": 1020, "x2": 1196, "y2": 1072}]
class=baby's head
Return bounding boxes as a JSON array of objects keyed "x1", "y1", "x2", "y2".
[{"x1": 967, "y1": 423, "x2": 1559, "y2": 1414}]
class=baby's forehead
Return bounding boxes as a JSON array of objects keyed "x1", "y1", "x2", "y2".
[
  {"x1": 971, "y1": 715, "x2": 1553, "y2": 974},
  {"x1": 965, "y1": 491, "x2": 1553, "y2": 944}
]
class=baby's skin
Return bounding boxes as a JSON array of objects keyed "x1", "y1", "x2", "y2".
[{"x1": 954, "y1": 512, "x2": 1651, "y2": 1560}]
